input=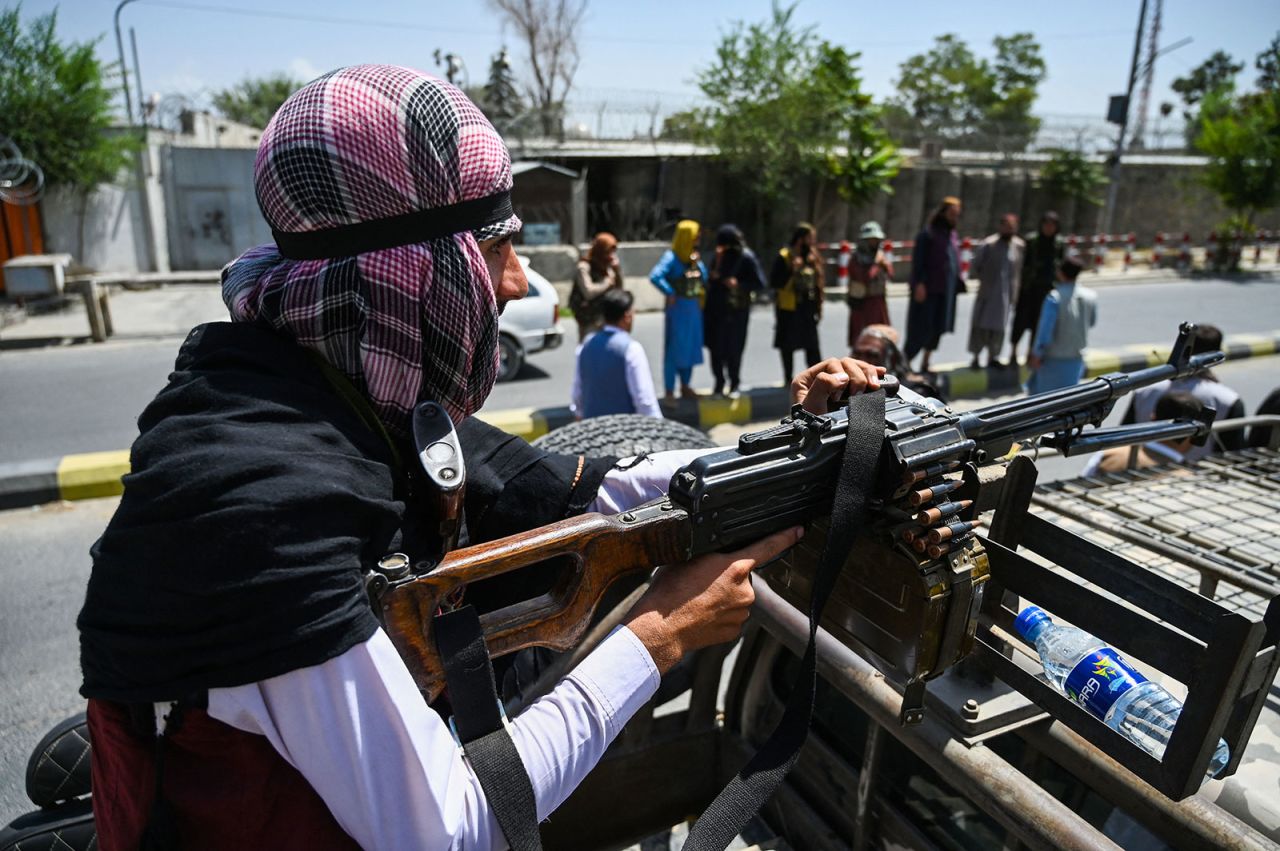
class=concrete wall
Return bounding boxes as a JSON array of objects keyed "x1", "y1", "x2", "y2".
[
  {"x1": 164, "y1": 147, "x2": 270, "y2": 270},
  {"x1": 39, "y1": 142, "x2": 1280, "y2": 280},
  {"x1": 42, "y1": 182, "x2": 151, "y2": 273}
]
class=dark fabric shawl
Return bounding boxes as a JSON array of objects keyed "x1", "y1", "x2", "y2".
[{"x1": 79, "y1": 322, "x2": 615, "y2": 703}]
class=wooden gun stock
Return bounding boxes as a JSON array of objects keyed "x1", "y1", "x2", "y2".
[{"x1": 381, "y1": 502, "x2": 692, "y2": 700}]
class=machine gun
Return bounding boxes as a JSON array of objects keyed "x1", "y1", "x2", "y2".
[{"x1": 374, "y1": 322, "x2": 1276, "y2": 798}]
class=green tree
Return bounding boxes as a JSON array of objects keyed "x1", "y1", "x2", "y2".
[
  {"x1": 888, "y1": 33, "x2": 1046, "y2": 152},
  {"x1": 0, "y1": 6, "x2": 134, "y2": 192},
  {"x1": 695, "y1": 3, "x2": 899, "y2": 234},
  {"x1": 1257, "y1": 33, "x2": 1280, "y2": 92},
  {"x1": 482, "y1": 47, "x2": 524, "y2": 133},
  {"x1": 1195, "y1": 87, "x2": 1280, "y2": 230},
  {"x1": 212, "y1": 74, "x2": 302, "y2": 130},
  {"x1": 1037, "y1": 149, "x2": 1105, "y2": 208},
  {"x1": 1171, "y1": 50, "x2": 1243, "y2": 145},
  {"x1": 659, "y1": 108, "x2": 708, "y2": 142}
]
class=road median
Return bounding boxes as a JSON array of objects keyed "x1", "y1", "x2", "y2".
[{"x1": 3, "y1": 330, "x2": 1277, "y2": 510}]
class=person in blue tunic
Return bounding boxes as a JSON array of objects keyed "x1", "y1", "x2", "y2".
[
  {"x1": 649, "y1": 219, "x2": 707, "y2": 400},
  {"x1": 1026, "y1": 257, "x2": 1098, "y2": 395}
]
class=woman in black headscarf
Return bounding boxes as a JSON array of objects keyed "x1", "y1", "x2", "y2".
[{"x1": 705, "y1": 224, "x2": 765, "y2": 395}]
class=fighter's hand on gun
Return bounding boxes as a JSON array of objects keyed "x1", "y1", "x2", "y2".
[
  {"x1": 792, "y1": 357, "x2": 885, "y2": 415},
  {"x1": 625, "y1": 527, "x2": 803, "y2": 673}
]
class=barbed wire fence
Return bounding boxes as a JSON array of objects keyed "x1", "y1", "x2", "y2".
[
  {"x1": 513, "y1": 87, "x2": 1191, "y2": 155},
  {"x1": 0, "y1": 136, "x2": 45, "y2": 206}
]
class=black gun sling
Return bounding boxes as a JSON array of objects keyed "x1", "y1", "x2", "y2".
[
  {"x1": 434, "y1": 606, "x2": 542, "y2": 851},
  {"x1": 685, "y1": 388, "x2": 886, "y2": 850}
]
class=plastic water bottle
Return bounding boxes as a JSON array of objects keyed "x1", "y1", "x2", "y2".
[{"x1": 1015, "y1": 606, "x2": 1229, "y2": 777}]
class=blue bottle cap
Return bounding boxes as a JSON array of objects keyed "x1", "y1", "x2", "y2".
[{"x1": 1014, "y1": 605, "x2": 1051, "y2": 640}]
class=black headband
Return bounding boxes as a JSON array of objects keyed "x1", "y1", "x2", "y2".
[{"x1": 272, "y1": 190, "x2": 514, "y2": 260}]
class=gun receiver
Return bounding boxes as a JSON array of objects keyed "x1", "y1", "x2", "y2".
[{"x1": 380, "y1": 322, "x2": 1222, "y2": 704}]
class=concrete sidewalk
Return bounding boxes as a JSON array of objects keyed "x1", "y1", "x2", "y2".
[{"x1": 3, "y1": 328, "x2": 1277, "y2": 511}]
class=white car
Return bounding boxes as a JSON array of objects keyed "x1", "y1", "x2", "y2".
[{"x1": 497, "y1": 257, "x2": 564, "y2": 381}]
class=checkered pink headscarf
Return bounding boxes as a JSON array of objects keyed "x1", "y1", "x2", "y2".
[{"x1": 221, "y1": 64, "x2": 521, "y2": 437}]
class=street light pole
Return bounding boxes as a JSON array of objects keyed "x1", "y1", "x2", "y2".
[
  {"x1": 114, "y1": 0, "x2": 141, "y2": 125},
  {"x1": 1101, "y1": 0, "x2": 1149, "y2": 236}
]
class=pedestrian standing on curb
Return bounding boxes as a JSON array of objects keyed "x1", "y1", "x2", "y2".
[
  {"x1": 1026, "y1": 257, "x2": 1097, "y2": 395},
  {"x1": 846, "y1": 221, "x2": 893, "y2": 350},
  {"x1": 571, "y1": 289, "x2": 662, "y2": 420},
  {"x1": 648, "y1": 220, "x2": 707, "y2": 400},
  {"x1": 904, "y1": 197, "x2": 963, "y2": 374},
  {"x1": 770, "y1": 222, "x2": 824, "y2": 384},
  {"x1": 967, "y1": 213, "x2": 1024, "y2": 370},
  {"x1": 705, "y1": 223, "x2": 765, "y2": 397},
  {"x1": 570, "y1": 232, "x2": 625, "y2": 342},
  {"x1": 1008, "y1": 211, "x2": 1064, "y2": 367}
]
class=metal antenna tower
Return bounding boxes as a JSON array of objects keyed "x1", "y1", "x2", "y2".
[{"x1": 1130, "y1": 0, "x2": 1163, "y2": 149}]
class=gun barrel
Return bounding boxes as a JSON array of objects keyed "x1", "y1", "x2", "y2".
[
  {"x1": 957, "y1": 343, "x2": 1224, "y2": 452},
  {"x1": 1042, "y1": 417, "x2": 1213, "y2": 457}
]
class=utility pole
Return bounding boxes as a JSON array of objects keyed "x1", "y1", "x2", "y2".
[
  {"x1": 1101, "y1": 0, "x2": 1149, "y2": 236},
  {"x1": 113, "y1": 0, "x2": 141, "y2": 124}
]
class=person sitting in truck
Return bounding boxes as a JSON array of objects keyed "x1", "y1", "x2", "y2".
[
  {"x1": 1082, "y1": 391, "x2": 1205, "y2": 476},
  {"x1": 76, "y1": 65, "x2": 880, "y2": 851},
  {"x1": 1121, "y1": 323, "x2": 1246, "y2": 460}
]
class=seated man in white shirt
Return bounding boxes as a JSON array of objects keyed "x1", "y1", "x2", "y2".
[
  {"x1": 1082, "y1": 391, "x2": 1204, "y2": 477},
  {"x1": 571, "y1": 288, "x2": 663, "y2": 420},
  {"x1": 1121, "y1": 324, "x2": 1245, "y2": 461}
]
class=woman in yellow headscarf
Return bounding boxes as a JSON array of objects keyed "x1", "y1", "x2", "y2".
[{"x1": 648, "y1": 219, "x2": 708, "y2": 399}]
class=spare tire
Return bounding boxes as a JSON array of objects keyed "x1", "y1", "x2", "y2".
[{"x1": 532, "y1": 414, "x2": 716, "y2": 456}]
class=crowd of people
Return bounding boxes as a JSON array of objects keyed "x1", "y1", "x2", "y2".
[
  {"x1": 567, "y1": 195, "x2": 1111, "y2": 419},
  {"x1": 564, "y1": 201, "x2": 1276, "y2": 481}
]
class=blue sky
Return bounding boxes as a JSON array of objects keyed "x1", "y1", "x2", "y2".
[{"x1": 25, "y1": 0, "x2": 1280, "y2": 127}]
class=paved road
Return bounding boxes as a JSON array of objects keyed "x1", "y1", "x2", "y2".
[
  {"x1": 0, "y1": 277, "x2": 1277, "y2": 464},
  {"x1": 2, "y1": 355, "x2": 1278, "y2": 825}
]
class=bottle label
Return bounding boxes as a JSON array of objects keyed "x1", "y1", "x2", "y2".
[{"x1": 1063, "y1": 647, "x2": 1148, "y2": 718}]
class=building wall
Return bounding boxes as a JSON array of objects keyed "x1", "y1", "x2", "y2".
[
  {"x1": 163, "y1": 147, "x2": 271, "y2": 270},
  {"x1": 35, "y1": 143, "x2": 1280, "y2": 277}
]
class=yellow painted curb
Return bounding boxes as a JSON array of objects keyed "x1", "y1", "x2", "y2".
[
  {"x1": 1084, "y1": 352, "x2": 1123, "y2": 377},
  {"x1": 57, "y1": 450, "x2": 131, "y2": 501},
  {"x1": 1119, "y1": 344, "x2": 1166, "y2": 368},
  {"x1": 1228, "y1": 333, "x2": 1279, "y2": 358},
  {"x1": 476, "y1": 407, "x2": 545, "y2": 442},
  {"x1": 699, "y1": 394, "x2": 753, "y2": 427}
]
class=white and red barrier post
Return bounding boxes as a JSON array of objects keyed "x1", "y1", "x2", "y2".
[
  {"x1": 1092, "y1": 233, "x2": 1106, "y2": 273},
  {"x1": 1066, "y1": 234, "x2": 1080, "y2": 261},
  {"x1": 883, "y1": 239, "x2": 895, "y2": 267},
  {"x1": 1179, "y1": 232, "x2": 1192, "y2": 270},
  {"x1": 1153, "y1": 232, "x2": 1165, "y2": 267},
  {"x1": 960, "y1": 237, "x2": 973, "y2": 278},
  {"x1": 1254, "y1": 231, "x2": 1264, "y2": 266},
  {"x1": 1123, "y1": 233, "x2": 1135, "y2": 272},
  {"x1": 836, "y1": 240, "x2": 851, "y2": 290},
  {"x1": 1207, "y1": 230, "x2": 1218, "y2": 270}
]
